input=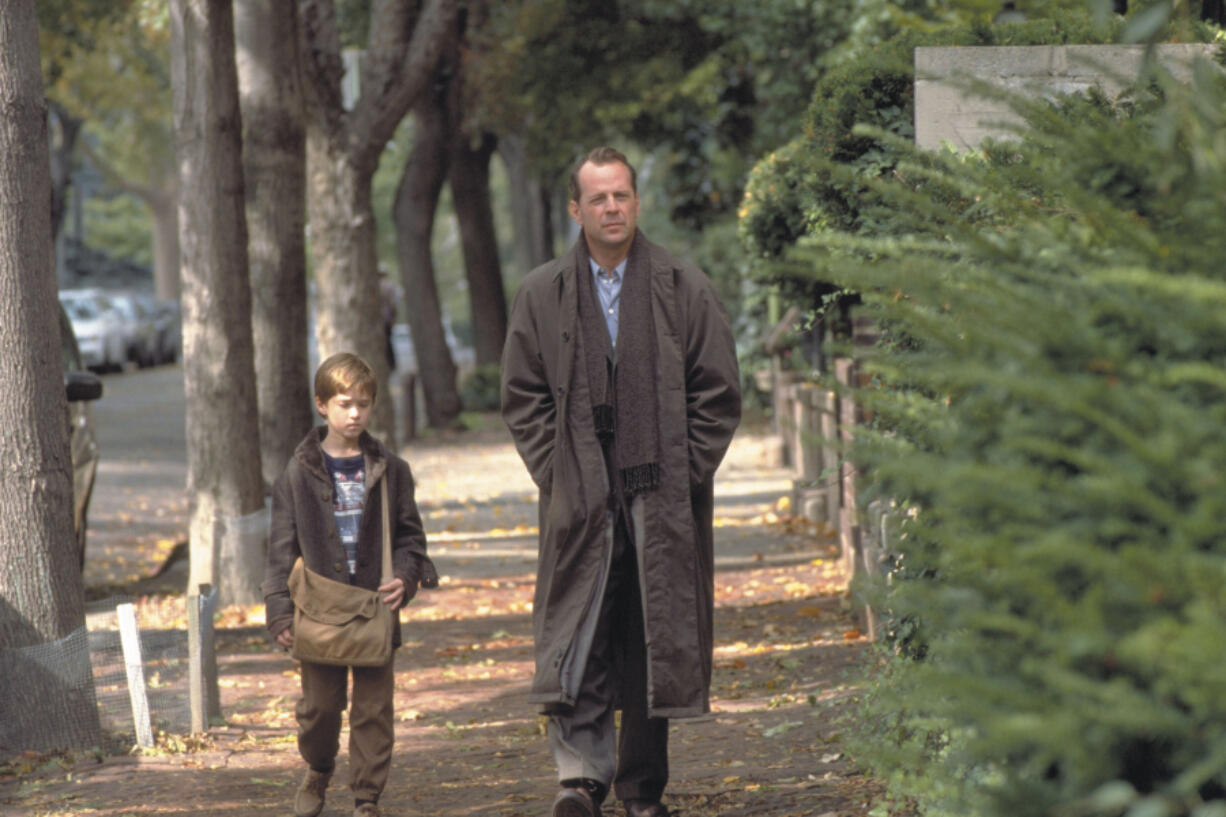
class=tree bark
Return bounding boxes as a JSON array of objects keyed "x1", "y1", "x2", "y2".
[
  {"x1": 299, "y1": 0, "x2": 460, "y2": 448},
  {"x1": 235, "y1": 0, "x2": 312, "y2": 488},
  {"x1": 0, "y1": 0, "x2": 101, "y2": 754},
  {"x1": 498, "y1": 135, "x2": 554, "y2": 276},
  {"x1": 149, "y1": 184, "x2": 181, "y2": 301},
  {"x1": 448, "y1": 129, "x2": 507, "y2": 367},
  {"x1": 170, "y1": 0, "x2": 266, "y2": 607},
  {"x1": 47, "y1": 100, "x2": 82, "y2": 247},
  {"x1": 393, "y1": 88, "x2": 461, "y2": 428}
]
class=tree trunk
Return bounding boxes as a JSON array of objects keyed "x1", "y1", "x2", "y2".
[
  {"x1": 393, "y1": 92, "x2": 461, "y2": 428},
  {"x1": 306, "y1": 135, "x2": 394, "y2": 437},
  {"x1": 498, "y1": 135, "x2": 554, "y2": 275},
  {"x1": 149, "y1": 184, "x2": 181, "y2": 301},
  {"x1": 170, "y1": 0, "x2": 266, "y2": 607},
  {"x1": 235, "y1": 0, "x2": 312, "y2": 488},
  {"x1": 299, "y1": 0, "x2": 460, "y2": 449},
  {"x1": 47, "y1": 101, "x2": 82, "y2": 247},
  {"x1": 0, "y1": 0, "x2": 101, "y2": 755},
  {"x1": 448, "y1": 130, "x2": 507, "y2": 367}
]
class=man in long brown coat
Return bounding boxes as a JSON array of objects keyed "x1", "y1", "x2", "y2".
[{"x1": 501, "y1": 147, "x2": 741, "y2": 817}]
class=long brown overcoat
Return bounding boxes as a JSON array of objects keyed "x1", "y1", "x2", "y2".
[
  {"x1": 263, "y1": 427, "x2": 434, "y2": 649},
  {"x1": 501, "y1": 234, "x2": 741, "y2": 718}
]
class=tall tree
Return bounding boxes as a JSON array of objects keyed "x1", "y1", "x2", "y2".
[
  {"x1": 393, "y1": 80, "x2": 462, "y2": 428},
  {"x1": 235, "y1": 0, "x2": 313, "y2": 487},
  {"x1": 41, "y1": 1, "x2": 181, "y2": 299},
  {"x1": 169, "y1": 0, "x2": 265, "y2": 606},
  {"x1": 498, "y1": 134, "x2": 555, "y2": 275},
  {"x1": 391, "y1": 1, "x2": 506, "y2": 421},
  {"x1": 446, "y1": 107, "x2": 506, "y2": 367},
  {"x1": 299, "y1": 0, "x2": 459, "y2": 447},
  {"x1": 0, "y1": 0, "x2": 101, "y2": 753}
]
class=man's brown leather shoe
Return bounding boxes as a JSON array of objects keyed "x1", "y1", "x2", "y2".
[
  {"x1": 624, "y1": 800, "x2": 670, "y2": 817},
  {"x1": 553, "y1": 786, "x2": 599, "y2": 817}
]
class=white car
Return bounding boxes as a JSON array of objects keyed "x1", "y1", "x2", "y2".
[
  {"x1": 105, "y1": 291, "x2": 161, "y2": 368},
  {"x1": 60, "y1": 290, "x2": 127, "y2": 373}
]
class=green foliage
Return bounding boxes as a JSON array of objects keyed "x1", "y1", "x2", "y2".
[
  {"x1": 469, "y1": 0, "x2": 858, "y2": 227},
  {"x1": 41, "y1": 0, "x2": 174, "y2": 265},
  {"x1": 738, "y1": 9, "x2": 1224, "y2": 330},
  {"x1": 83, "y1": 192, "x2": 153, "y2": 266},
  {"x1": 37, "y1": 0, "x2": 137, "y2": 86},
  {"x1": 740, "y1": 12, "x2": 1131, "y2": 268},
  {"x1": 814, "y1": 58, "x2": 1226, "y2": 817},
  {"x1": 459, "y1": 364, "x2": 503, "y2": 413}
]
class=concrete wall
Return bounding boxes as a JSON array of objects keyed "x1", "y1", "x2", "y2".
[{"x1": 914, "y1": 44, "x2": 1217, "y2": 151}]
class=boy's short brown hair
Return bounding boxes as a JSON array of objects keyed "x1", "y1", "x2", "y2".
[{"x1": 314, "y1": 352, "x2": 378, "y2": 403}]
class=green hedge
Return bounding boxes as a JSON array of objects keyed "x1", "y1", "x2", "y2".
[
  {"x1": 736, "y1": 11, "x2": 1226, "y2": 279},
  {"x1": 806, "y1": 53, "x2": 1226, "y2": 817}
]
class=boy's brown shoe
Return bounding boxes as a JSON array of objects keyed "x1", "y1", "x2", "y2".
[
  {"x1": 354, "y1": 803, "x2": 382, "y2": 817},
  {"x1": 293, "y1": 768, "x2": 331, "y2": 817}
]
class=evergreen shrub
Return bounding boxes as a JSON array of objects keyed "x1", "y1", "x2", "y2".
[
  {"x1": 736, "y1": 10, "x2": 1225, "y2": 281},
  {"x1": 812, "y1": 58, "x2": 1226, "y2": 817}
]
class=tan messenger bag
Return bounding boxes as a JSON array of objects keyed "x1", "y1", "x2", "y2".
[{"x1": 287, "y1": 478, "x2": 394, "y2": 667}]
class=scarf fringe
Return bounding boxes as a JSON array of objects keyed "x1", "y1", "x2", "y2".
[{"x1": 620, "y1": 462, "x2": 659, "y2": 496}]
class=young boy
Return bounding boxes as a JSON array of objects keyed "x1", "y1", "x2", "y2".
[{"x1": 264, "y1": 352, "x2": 437, "y2": 817}]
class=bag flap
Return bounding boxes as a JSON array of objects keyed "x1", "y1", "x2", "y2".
[{"x1": 288, "y1": 557, "x2": 381, "y2": 624}]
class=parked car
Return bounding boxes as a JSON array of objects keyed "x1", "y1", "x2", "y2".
[
  {"x1": 104, "y1": 290, "x2": 160, "y2": 368},
  {"x1": 145, "y1": 294, "x2": 181, "y2": 364},
  {"x1": 59, "y1": 303, "x2": 104, "y2": 567},
  {"x1": 60, "y1": 289, "x2": 126, "y2": 373}
]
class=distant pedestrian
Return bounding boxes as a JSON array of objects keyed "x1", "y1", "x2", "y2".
[
  {"x1": 500, "y1": 147, "x2": 742, "y2": 817},
  {"x1": 264, "y1": 352, "x2": 438, "y2": 817}
]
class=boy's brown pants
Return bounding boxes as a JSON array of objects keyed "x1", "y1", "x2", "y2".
[{"x1": 296, "y1": 658, "x2": 395, "y2": 802}]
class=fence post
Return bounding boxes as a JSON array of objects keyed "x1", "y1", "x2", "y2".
[
  {"x1": 188, "y1": 584, "x2": 221, "y2": 733},
  {"x1": 791, "y1": 385, "x2": 830, "y2": 525},
  {"x1": 834, "y1": 357, "x2": 862, "y2": 584},
  {"x1": 116, "y1": 603, "x2": 154, "y2": 747},
  {"x1": 818, "y1": 388, "x2": 840, "y2": 526},
  {"x1": 764, "y1": 306, "x2": 802, "y2": 468}
]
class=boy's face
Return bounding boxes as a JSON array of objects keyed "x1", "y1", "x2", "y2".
[{"x1": 315, "y1": 388, "x2": 373, "y2": 446}]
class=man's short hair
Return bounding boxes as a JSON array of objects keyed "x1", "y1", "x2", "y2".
[
  {"x1": 568, "y1": 146, "x2": 637, "y2": 202},
  {"x1": 315, "y1": 352, "x2": 378, "y2": 403}
]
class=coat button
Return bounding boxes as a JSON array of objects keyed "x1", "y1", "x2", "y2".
[
  {"x1": 562, "y1": 331, "x2": 569, "y2": 342},
  {"x1": 557, "y1": 386, "x2": 565, "y2": 396},
  {"x1": 334, "y1": 561, "x2": 344, "y2": 573}
]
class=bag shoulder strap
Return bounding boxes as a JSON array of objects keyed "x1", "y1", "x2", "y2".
[{"x1": 380, "y1": 477, "x2": 392, "y2": 585}]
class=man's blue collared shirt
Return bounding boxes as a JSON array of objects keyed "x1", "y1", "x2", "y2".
[{"x1": 588, "y1": 258, "x2": 626, "y2": 348}]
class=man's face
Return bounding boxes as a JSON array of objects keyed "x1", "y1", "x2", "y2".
[
  {"x1": 315, "y1": 389, "x2": 373, "y2": 447},
  {"x1": 569, "y1": 160, "x2": 640, "y2": 259}
]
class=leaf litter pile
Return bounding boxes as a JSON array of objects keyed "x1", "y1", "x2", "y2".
[{"x1": 1, "y1": 430, "x2": 882, "y2": 816}]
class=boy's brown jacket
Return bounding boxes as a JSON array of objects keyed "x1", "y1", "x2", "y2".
[{"x1": 263, "y1": 427, "x2": 434, "y2": 647}]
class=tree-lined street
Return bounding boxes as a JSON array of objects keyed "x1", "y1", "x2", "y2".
[{"x1": 4, "y1": 364, "x2": 875, "y2": 816}]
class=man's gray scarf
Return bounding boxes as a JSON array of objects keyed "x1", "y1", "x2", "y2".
[{"x1": 575, "y1": 230, "x2": 660, "y2": 496}]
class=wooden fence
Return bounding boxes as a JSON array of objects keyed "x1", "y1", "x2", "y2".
[{"x1": 767, "y1": 311, "x2": 893, "y2": 639}]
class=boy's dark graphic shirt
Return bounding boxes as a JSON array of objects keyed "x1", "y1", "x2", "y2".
[{"x1": 322, "y1": 452, "x2": 365, "y2": 578}]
